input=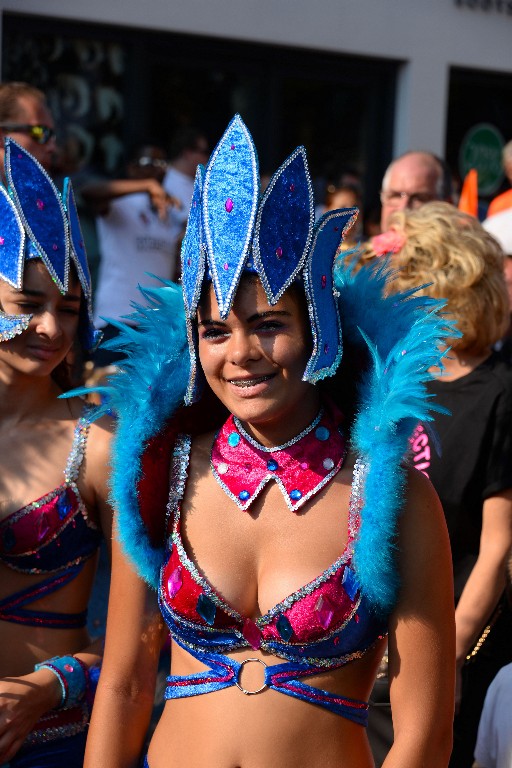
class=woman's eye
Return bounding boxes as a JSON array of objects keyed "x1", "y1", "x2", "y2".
[
  {"x1": 257, "y1": 320, "x2": 283, "y2": 332},
  {"x1": 201, "y1": 327, "x2": 228, "y2": 340},
  {"x1": 16, "y1": 301, "x2": 38, "y2": 311}
]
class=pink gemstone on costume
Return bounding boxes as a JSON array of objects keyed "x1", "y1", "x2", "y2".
[
  {"x1": 225, "y1": 198, "x2": 234, "y2": 213},
  {"x1": 321, "y1": 275, "x2": 327, "y2": 288},
  {"x1": 52, "y1": 244, "x2": 58, "y2": 251},
  {"x1": 64, "y1": 663, "x2": 74, "y2": 672},
  {"x1": 37, "y1": 513, "x2": 50, "y2": 542},
  {"x1": 242, "y1": 618, "x2": 262, "y2": 650},
  {"x1": 223, "y1": 262, "x2": 229, "y2": 271},
  {"x1": 167, "y1": 566, "x2": 183, "y2": 598},
  {"x1": 314, "y1": 594, "x2": 335, "y2": 629},
  {"x1": 230, "y1": 144, "x2": 235, "y2": 150},
  {"x1": 36, "y1": 199, "x2": 44, "y2": 211},
  {"x1": 290, "y1": 183, "x2": 295, "y2": 192},
  {"x1": 275, "y1": 246, "x2": 283, "y2": 258},
  {"x1": 300, "y1": 461, "x2": 309, "y2": 470},
  {"x1": 0, "y1": 237, "x2": 4, "y2": 245}
]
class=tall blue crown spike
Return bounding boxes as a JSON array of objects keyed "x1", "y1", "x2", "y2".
[
  {"x1": 252, "y1": 146, "x2": 314, "y2": 304},
  {"x1": 63, "y1": 178, "x2": 92, "y2": 299},
  {"x1": 0, "y1": 185, "x2": 25, "y2": 289},
  {"x1": 303, "y1": 208, "x2": 358, "y2": 383},
  {"x1": 6, "y1": 140, "x2": 69, "y2": 293},
  {"x1": 202, "y1": 114, "x2": 259, "y2": 319},
  {"x1": 181, "y1": 165, "x2": 205, "y2": 317}
]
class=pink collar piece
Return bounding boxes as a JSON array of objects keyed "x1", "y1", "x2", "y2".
[{"x1": 211, "y1": 405, "x2": 347, "y2": 512}]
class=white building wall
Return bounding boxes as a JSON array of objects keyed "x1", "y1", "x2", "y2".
[{"x1": 2, "y1": 0, "x2": 511, "y2": 156}]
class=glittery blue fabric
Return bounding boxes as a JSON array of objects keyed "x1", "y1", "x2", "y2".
[
  {"x1": 7, "y1": 140, "x2": 69, "y2": 290},
  {"x1": 203, "y1": 115, "x2": 259, "y2": 319},
  {"x1": 253, "y1": 146, "x2": 314, "y2": 302},
  {"x1": 303, "y1": 209, "x2": 357, "y2": 382},
  {"x1": 181, "y1": 165, "x2": 205, "y2": 316},
  {"x1": 0, "y1": 185, "x2": 24, "y2": 287},
  {"x1": 180, "y1": 115, "x2": 350, "y2": 403},
  {"x1": 63, "y1": 178, "x2": 92, "y2": 300},
  {"x1": 0, "y1": 139, "x2": 98, "y2": 351},
  {"x1": 0, "y1": 311, "x2": 31, "y2": 342}
]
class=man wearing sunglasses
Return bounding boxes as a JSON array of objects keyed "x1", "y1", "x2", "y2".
[{"x1": 0, "y1": 81, "x2": 56, "y2": 176}]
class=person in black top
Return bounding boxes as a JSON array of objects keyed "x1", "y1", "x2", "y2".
[{"x1": 372, "y1": 202, "x2": 512, "y2": 768}]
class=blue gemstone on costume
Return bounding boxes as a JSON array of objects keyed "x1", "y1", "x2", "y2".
[
  {"x1": 228, "y1": 432, "x2": 240, "y2": 448},
  {"x1": 196, "y1": 593, "x2": 217, "y2": 625},
  {"x1": 267, "y1": 459, "x2": 278, "y2": 472},
  {"x1": 290, "y1": 489, "x2": 302, "y2": 501},
  {"x1": 239, "y1": 490, "x2": 250, "y2": 501},
  {"x1": 315, "y1": 426, "x2": 330, "y2": 441},
  {"x1": 56, "y1": 490, "x2": 72, "y2": 519},
  {"x1": 3, "y1": 528, "x2": 16, "y2": 551},
  {"x1": 342, "y1": 565, "x2": 359, "y2": 601},
  {"x1": 276, "y1": 614, "x2": 294, "y2": 642}
]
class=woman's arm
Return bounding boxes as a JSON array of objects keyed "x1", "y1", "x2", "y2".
[
  {"x1": 382, "y1": 468, "x2": 456, "y2": 768},
  {"x1": 0, "y1": 417, "x2": 116, "y2": 763},
  {"x1": 454, "y1": 492, "x2": 512, "y2": 666},
  {"x1": 84, "y1": 531, "x2": 166, "y2": 768}
]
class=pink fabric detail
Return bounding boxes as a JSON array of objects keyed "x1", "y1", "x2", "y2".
[
  {"x1": 161, "y1": 544, "x2": 234, "y2": 629},
  {"x1": 211, "y1": 403, "x2": 346, "y2": 511},
  {"x1": 242, "y1": 618, "x2": 262, "y2": 649},
  {"x1": 371, "y1": 229, "x2": 406, "y2": 258},
  {"x1": 0, "y1": 487, "x2": 79, "y2": 555},
  {"x1": 262, "y1": 563, "x2": 358, "y2": 644}
]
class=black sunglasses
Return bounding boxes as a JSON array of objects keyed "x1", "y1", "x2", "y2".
[{"x1": 0, "y1": 123, "x2": 56, "y2": 145}]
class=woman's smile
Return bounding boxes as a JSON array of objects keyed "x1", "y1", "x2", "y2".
[{"x1": 197, "y1": 275, "x2": 320, "y2": 446}]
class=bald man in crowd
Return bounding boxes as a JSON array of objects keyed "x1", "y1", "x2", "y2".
[
  {"x1": 0, "y1": 82, "x2": 56, "y2": 177},
  {"x1": 380, "y1": 150, "x2": 452, "y2": 230}
]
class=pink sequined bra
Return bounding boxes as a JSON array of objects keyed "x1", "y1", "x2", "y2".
[
  {"x1": 0, "y1": 409, "x2": 102, "y2": 628},
  {"x1": 158, "y1": 433, "x2": 388, "y2": 725}
]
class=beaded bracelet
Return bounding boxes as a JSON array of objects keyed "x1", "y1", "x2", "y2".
[{"x1": 34, "y1": 655, "x2": 88, "y2": 709}]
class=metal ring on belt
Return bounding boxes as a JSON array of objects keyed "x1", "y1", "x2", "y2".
[{"x1": 235, "y1": 657, "x2": 268, "y2": 695}]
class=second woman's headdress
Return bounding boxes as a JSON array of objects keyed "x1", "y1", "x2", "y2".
[{"x1": 0, "y1": 138, "x2": 99, "y2": 351}]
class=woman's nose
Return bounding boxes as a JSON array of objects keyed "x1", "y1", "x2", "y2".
[
  {"x1": 35, "y1": 310, "x2": 62, "y2": 340},
  {"x1": 228, "y1": 330, "x2": 259, "y2": 365}
]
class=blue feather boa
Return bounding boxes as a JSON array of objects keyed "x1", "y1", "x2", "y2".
[{"x1": 82, "y1": 261, "x2": 454, "y2": 615}]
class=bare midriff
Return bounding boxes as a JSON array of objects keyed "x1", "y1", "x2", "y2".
[
  {"x1": 147, "y1": 636, "x2": 386, "y2": 768},
  {"x1": 0, "y1": 557, "x2": 97, "y2": 677}
]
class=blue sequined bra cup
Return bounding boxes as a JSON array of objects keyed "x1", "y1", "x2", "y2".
[
  {"x1": 158, "y1": 435, "x2": 388, "y2": 726},
  {"x1": 0, "y1": 408, "x2": 102, "y2": 628}
]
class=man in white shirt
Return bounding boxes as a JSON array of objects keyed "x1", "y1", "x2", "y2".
[
  {"x1": 83, "y1": 145, "x2": 179, "y2": 365},
  {"x1": 163, "y1": 127, "x2": 209, "y2": 246}
]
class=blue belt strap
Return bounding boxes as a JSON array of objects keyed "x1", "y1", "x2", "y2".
[
  {"x1": 0, "y1": 563, "x2": 88, "y2": 628},
  {"x1": 165, "y1": 641, "x2": 369, "y2": 726}
]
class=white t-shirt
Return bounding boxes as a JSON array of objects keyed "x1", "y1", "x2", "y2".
[
  {"x1": 163, "y1": 166, "x2": 195, "y2": 233},
  {"x1": 94, "y1": 192, "x2": 177, "y2": 326},
  {"x1": 474, "y1": 663, "x2": 512, "y2": 768}
]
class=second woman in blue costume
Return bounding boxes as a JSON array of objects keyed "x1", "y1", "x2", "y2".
[
  {"x1": 85, "y1": 115, "x2": 455, "y2": 767},
  {"x1": 0, "y1": 140, "x2": 113, "y2": 767}
]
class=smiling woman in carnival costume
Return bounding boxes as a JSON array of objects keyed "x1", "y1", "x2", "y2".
[
  {"x1": 84, "y1": 116, "x2": 455, "y2": 768},
  {"x1": 0, "y1": 140, "x2": 112, "y2": 767}
]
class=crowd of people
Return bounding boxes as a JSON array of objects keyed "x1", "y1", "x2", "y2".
[{"x1": 0, "y1": 81, "x2": 511, "y2": 768}]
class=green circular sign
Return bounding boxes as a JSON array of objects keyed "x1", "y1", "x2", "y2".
[{"x1": 459, "y1": 123, "x2": 505, "y2": 196}]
